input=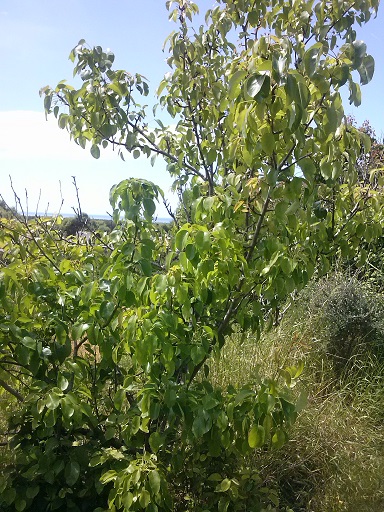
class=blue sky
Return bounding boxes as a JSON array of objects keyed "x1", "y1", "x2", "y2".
[{"x1": 0, "y1": 1, "x2": 383, "y2": 217}]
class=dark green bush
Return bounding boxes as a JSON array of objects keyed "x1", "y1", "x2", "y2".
[
  {"x1": 60, "y1": 213, "x2": 96, "y2": 236},
  {"x1": 298, "y1": 274, "x2": 384, "y2": 377}
]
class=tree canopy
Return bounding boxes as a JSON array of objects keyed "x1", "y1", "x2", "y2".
[{"x1": 1, "y1": 0, "x2": 382, "y2": 510}]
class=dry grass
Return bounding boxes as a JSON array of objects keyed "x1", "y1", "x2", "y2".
[{"x1": 208, "y1": 285, "x2": 384, "y2": 512}]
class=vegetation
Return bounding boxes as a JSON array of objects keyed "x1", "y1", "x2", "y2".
[
  {"x1": 0, "y1": 199, "x2": 20, "y2": 220},
  {"x1": 211, "y1": 273, "x2": 384, "y2": 512},
  {"x1": 59, "y1": 214, "x2": 113, "y2": 236},
  {"x1": 1, "y1": 0, "x2": 383, "y2": 510}
]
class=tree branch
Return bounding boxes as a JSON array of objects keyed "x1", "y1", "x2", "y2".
[
  {"x1": 0, "y1": 378, "x2": 24, "y2": 402},
  {"x1": 55, "y1": 93, "x2": 207, "y2": 183}
]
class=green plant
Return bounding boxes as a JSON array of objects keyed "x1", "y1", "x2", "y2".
[
  {"x1": 293, "y1": 273, "x2": 384, "y2": 377},
  {"x1": 60, "y1": 212, "x2": 95, "y2": 236},
  {"x1": 1, "y1": 0, "x2": 382, "y2": 510},
  {"x1": 217, "y1": 299, "x2": 384, "y2": 511}
]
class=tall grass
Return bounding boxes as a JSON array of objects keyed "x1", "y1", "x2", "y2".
[{"x1": 209, "y1": 273, "x2": 384, "y2": 511}]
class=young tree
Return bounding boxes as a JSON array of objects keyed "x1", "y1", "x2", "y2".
[{"x1": 1, "y1": 0, "x2": 382, "y2": 510}]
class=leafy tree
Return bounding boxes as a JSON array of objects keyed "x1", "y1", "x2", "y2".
[
  {"x1": 0, "y1": 0, "x2": 382, "y2": 510},
  {"x1": 61, "y1": 212, "x2": 96, "y2": 236},
  {"x1": 0, "y1": 199, "x2": 20, "y2": 220}
]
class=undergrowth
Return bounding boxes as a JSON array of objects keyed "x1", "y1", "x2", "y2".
[{"x1": 209, "y1": 272, "x2": 384, "y2": 511}]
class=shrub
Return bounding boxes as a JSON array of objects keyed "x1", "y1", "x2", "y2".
[{"x1": 298, "y1": 274, "x2": 384, "y2": 376}]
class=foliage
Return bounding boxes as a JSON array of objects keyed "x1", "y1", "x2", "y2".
[
  {"x1": 60, "y1": 212, "x2": 97, "y2": 236},
  {"x1": 0, "y1": 199, "x2": 20, "y2": 221},
  {"x1": 261, "y1": 361, "x2": 384, "y2": 512},
  {"x1": 0, "y1": 210, "x2": 300, "y2": 512},
  {"x1": 207, "y1": 303, "x2": 384, "y2": 511},
  {"x1": 58, "y1": 213, "x2": 114, "y2": 237},
  {"x1": 1, "y1": 0, "x2": 383, "y2": 510},
  {"x1": 256, "y1": 290, "x2": 384, "y2": 512}
]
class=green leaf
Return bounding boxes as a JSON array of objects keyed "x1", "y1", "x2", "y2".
[
  {"x1": 280, "y1": 257, "x2": 292, "y2": 275},
  {"x1": 185, "y1": 243, "x2": 196, "y2": 261},
  {"x1": 244, "y1": 72, "x2": 270, "y2": 100},
  {"x1": 44, "y1": 408, "x2": 56, "y2": 428},
  {"x1": 303, "y1": 43, "x2": 322, "y2": 77},
  {"x1": 352, "y1": 40, "x2": 367, "y2": 68},
  {"x1": 140, "y1": 259, "x2": 152, "y2": 276},
  {"x1": 248, "y1": 425, "x2": 265, "y2": 448},
  {"x1": 272, "y1": 55, "x2": 286, "y2": 80},
  {"x1": 218, "y1": 497, "x2": 230, "y2": 512},
  {"x1": 175, "y1": 229, "x2": 189, "y2": 250},
  {"x1": 26, "y1": 486, "x2": 40, "y2": 499},
  {"x1": 217, "y1": 478, "x2": 231, "y2": 492},
  {"x1": 100, "y1": 301, "x2": 115, "y2": 320},
  {"x1": 90, "y1": 144, "x2": 100, "y2": 159},
  {"x1": 61, "y1": 397, "x2": 75, "y2": 420},
  {"x1": 139, "y1": 489, "x2": 151, "y2": 508},
  {"x1": 295, "y1": 389, "x2": 308, "y2": 413},
  {"x1": 149, "y1": 432, "x2": 165, "y2": 453},
  {"x1": 233, "y1": 389, "x2": 254, "y2": 406},
  {"x1": 299, "y1": 158, "x2": 316, "y2": 180},
  {"x1": 272, "y1": 428, "x2": 287, "y2": 449},
  {"x1": 15, "y1": 497, "x2": 27, "y2": 511},
  {"x1": 297, "y1": 81, "x2": 310, "y2": 109},
  {"x1": 358, "y1": 55, "x2": 375, "y2": 85},
  {"x1": 143, "y1": 197, "x2": 156, "y2": 218},
  {"x1": 228, "y1": 70, "x2": 246, "y2": 100},
  {"x1": 207, "y1": 472, "x2": 222, "y2": 482},
  {"x1": 286, "y1": 74, "x2": 309, "y2": 109},
  {"x1": 71, "y1": 323, "x2": 88, "y2": 341},
  {"x1": 46, "y1": 391, "x2": 62, "y2": 410},
  {"x1": 149, "y1": 470, "x2": 161, "y2": 495},
  {"x1": 285, "y1": 73, "x2": 299, "y2": 102},
  {"x1": 58, "y1": 374, "x2": 69, "y2": 391},
  {"x1": 44, "y1": 95, "x2": 52, "y2": 111},
  {"x1": 65, "y1": 461, "x2": 81, "y2": 486},
  {"x1": 192, "y1": 411, "x2": 212, "y2": 438},
  {"x1": 3, "y1": 487, "x2": 16, "y2": 505},
  {"x1": 266, "y1": 168, "x2": 278, "y2": 186},
  {"x1": 100, "y1": 470, "x2": 117, "y2": 484},
  {"x1": 332, "y1": 64, "x2": 349, "y2": 87},
  {"x1": 155, "y1": 274, "x2": 167, "y2": 295},
  {"x1": 114, "y1": 388, "x2": 126, "y2": 411},
  {"x1": 261, "y1": 132, "x2": 275, "y2": 156},
  {"x1": 191, "y1": 345, "x2": 206, "y2": 364},
  {"x1": 248, "y1": 11, "x2": 259, "y2": 26},
  {"x1": 202, "y1": 394, "x2": 219, "y2": 410},
  {"x1": 21, "y1": 336, "x2": 36, "y2": 349},
  {"x1": 349, "y1": 81, "x2": 362, "y2": 106},
  {"x1": 320, "y1": 159, "x2": 332, "y2": 180},
  {"x1": 122, "y1": 492, "x2": 134, "y2": 509}
]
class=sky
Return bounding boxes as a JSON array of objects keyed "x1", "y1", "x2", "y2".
[{"x1": 0, "y1": 1, "x2": 383, "y2": 218}]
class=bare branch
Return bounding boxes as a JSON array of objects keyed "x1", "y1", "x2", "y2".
[{"x1": 0, "y1": 378, "x2": 24, "y2": 402}]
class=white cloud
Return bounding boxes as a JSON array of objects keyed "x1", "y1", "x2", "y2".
[
  {"x1": 0, "y1": 110, "x2": 176, "y2": 218},
  {"x1": 0, "y1": 110, "x2": 119, "y2": 160}
]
